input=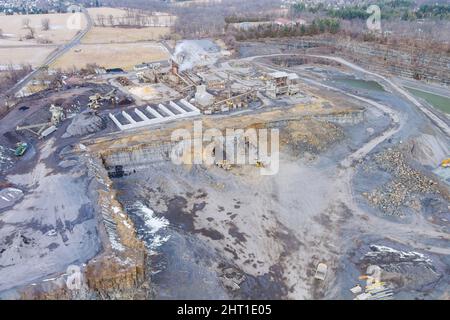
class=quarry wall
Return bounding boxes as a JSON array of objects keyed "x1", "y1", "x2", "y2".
[
  {"x1": 336, "y1": 40, "x2": 450, "y2": 85},
  {"x1": 274, "y1": 38, "x2": 450, "y2": 85},
  {"x1": 20, "y1": 154, "x2": 149, "y2": 299}
]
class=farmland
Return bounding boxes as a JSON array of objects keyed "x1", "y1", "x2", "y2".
[
  {"x1": 51, "y1": 42, "x2": 169, "y2": 70},
  {"x1": 0, "y1": 12, "x2": 87, "y2": 45},
  {"x1": 0, "y1": 46, "x2": 55, "y2": 68},
  {"x1": 81, "y1": 26, "x2": 170, "y2": 44}
]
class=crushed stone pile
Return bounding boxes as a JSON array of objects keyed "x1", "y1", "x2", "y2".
[
  {"x1": 363, "y1": 149, "x2": 441, "y2": 215},
  {"x1": 62, "y1": 110, "x2": 105, "y2": 138}
]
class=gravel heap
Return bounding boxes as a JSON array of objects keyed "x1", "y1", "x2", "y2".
[
  {"x1": 62, "y1": 110, "x2": 105, "y2": 138},
  {"x1": 363, "y1": 149, "x2": 440, "y2": 215}
]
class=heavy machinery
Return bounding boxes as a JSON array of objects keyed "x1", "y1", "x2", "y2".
[
  {"x1": 255, "y1": 160, "x2": 265, "y2": 168},
  {"x1": 441, "y1": 158, "x2": 450, "y2": 168},
  {"x1": 314, "y1": 263, "x2": 328, "y2": 281},
  {"x1": 49, "y1": 104, "x2": 64, "y2": 125},
  {"x1": 16, "y1": 104, "x2": 64, "y2": 138},
  {"x1": 15, "y1": 142, "x2": 28, "y2": 156},
  {"x1": 137, "y1": 69, "x2": 159, "y2": 84},
  {"x1": 88, "y1": 89, "x2": 116, "y2": 110},
  {"x1": 352, "y1": 265, "x2": 393, "y2": 300}
]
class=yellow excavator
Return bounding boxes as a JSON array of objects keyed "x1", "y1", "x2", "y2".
[
  {"x1": 441, "y1": 158, "x2": 450, "y2": 168},
  {"x1": 255, "y1": 160, "x2": 264, "y2": 168}
]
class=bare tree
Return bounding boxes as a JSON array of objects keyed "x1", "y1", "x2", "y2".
[
  {"x1": 96, "y1": 14, "x2": 106, "y2": 27},
  {"x1": 21, "y1": 18, "x2": 35, "y2": 39},
  {"x1": 22, "y1": 18, "x2": 31, "y2": 28},
  {"x1": 26, "y1": 26, "x2": 35, "y2": 39},
  {"x1": 41, "y1": 18, "x2": 50, "y2": 31},
  {"x1": 6, "y1": 64, "x2": 32, "y2": 84},
  {"x1": 0, "y1": 28, "x2": 3, "y2": 39},
  {"x1": 108, "y1": 14, "x2": 115, "y2": 27}
]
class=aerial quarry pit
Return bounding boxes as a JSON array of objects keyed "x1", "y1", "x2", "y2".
[{"x1": 0, "y1": 1, "x2": 449, "y2": 302}]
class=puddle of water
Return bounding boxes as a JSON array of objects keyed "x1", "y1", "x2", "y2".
[
  {"x1": 405, "y1": 87, "x2": 450, "y2": 114},
  {"x1": 335, "y1": 78, "x2": 385, "y2": 92},
  {"x1": 128, "y1": 201, "x2": 170, "y2": 254}
]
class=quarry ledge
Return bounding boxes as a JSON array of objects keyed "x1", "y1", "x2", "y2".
[{"x1": 15, "y1": 154, "x2": 149, "y2": 300}]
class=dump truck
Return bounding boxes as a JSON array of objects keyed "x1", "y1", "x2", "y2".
[
  {"x1": 441, "y1": 158, "x2": 450, "y2": 168},
  {"x1": 15, "y1": 142, "x2": 28, "y2": 157},
  {"x1": 314, "y1": 263, "x2": 328, "y2": 281}
]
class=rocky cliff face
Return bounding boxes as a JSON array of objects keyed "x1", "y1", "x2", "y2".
[
  {"x1": 271, "y1": 37, "x2": 450, "y2": 85},
  {"x1": 80, "y1": 154, "x2": 149, "y2": 299},
  {"x1": 336, "y1": 39, "x2": 450, "y2": 85},
  {"x1": 18, "y1": 153, "x2": 149, "y2": 300}
]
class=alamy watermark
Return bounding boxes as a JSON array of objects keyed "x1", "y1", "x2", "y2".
[
  {"x1": 66, "y1": 265, "x2": 83, "y2": 290},
  {"x1": 366, "y1": 5, "x2": 382, "y2": 33},
  {"x1": 170, "y1": 121, "x2": 280, "y2": 176}
]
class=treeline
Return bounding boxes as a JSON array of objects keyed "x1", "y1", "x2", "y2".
[
  {"x1": 94, "y1": 10, "x2": 175, "y2": 28},
  {"x1": 0, "y1": 64, "x2": 32, "y2": 95},
  {"x1": 328, "y1": 7, "x2": 370, "y2": 20},
  {"x1": 225, "y1": 15, "x2": 272, "y2": 24},
  {"x1": 101, "y1": 0, "x2": 281, "y2": 38},
  {"x1": 234, "y1": 18, "x2": 340, "y2": 41},
  {"x1": 415, "y1": 4, "x2": 450, "y2": 20},
  {"x1": 291, "y1": 1, "x2": 450, "y2": 21},
  {"x1": 171, "y1": 0, "x2": 280, "y2": 38}
]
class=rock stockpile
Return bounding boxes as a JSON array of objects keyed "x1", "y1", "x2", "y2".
[
  {"x1": 63, "y1": 110, "x2": 106, "y2": 138},
  {"x1": 363, "y1": 148, "x2": 443, "y2": 215}
]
